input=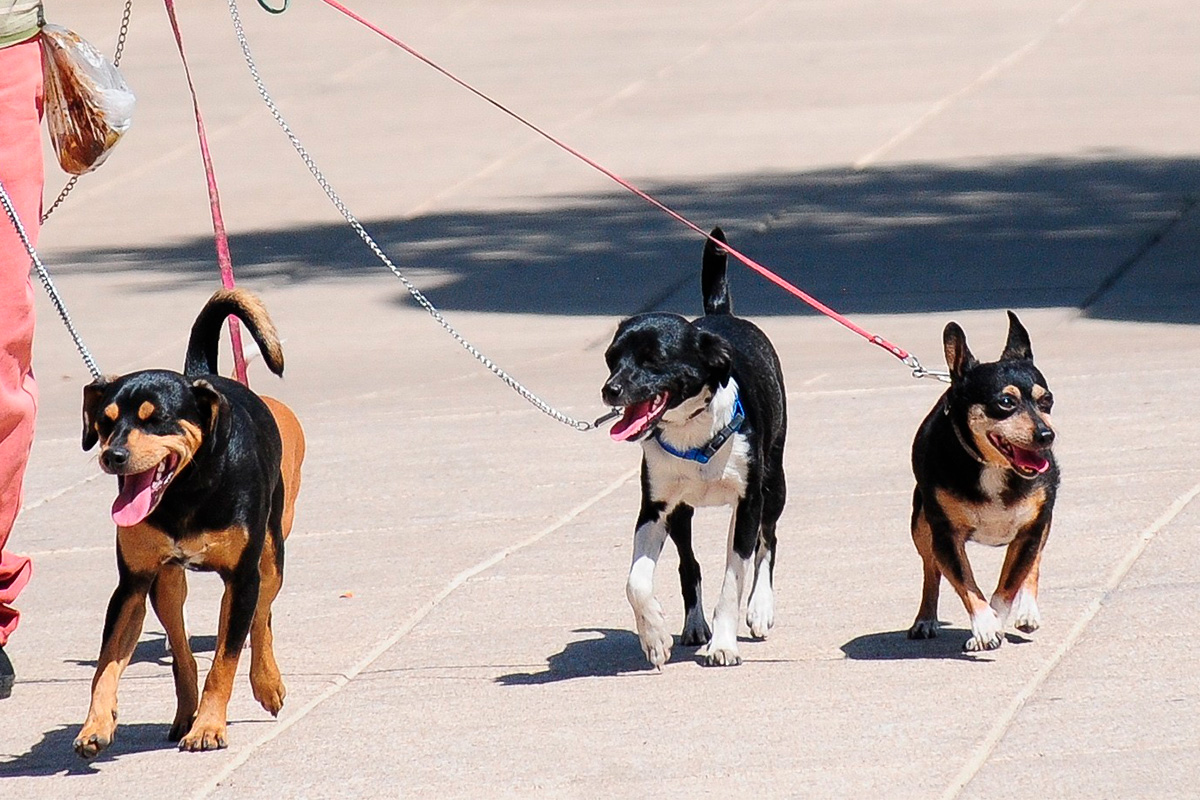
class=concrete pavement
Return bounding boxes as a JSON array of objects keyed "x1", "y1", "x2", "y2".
[{"x1": 1, "y1": 0, "x2": 1198, "y2": 796}]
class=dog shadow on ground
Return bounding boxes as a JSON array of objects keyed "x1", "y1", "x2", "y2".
[
  {"x1": 496, "y1": 627, "x2": 700, "y2": 684},
  {"x1": 63, "y1": 632, "x2": 219, "y2": 669},
  {"x1": 0, "y1": 722, "x2": 175, "y2": 777},
  {"x1": 841, "y1": 627, "x2": 1033, "y2": 662}
]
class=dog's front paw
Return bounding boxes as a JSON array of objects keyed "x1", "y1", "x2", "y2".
[
  {"x1": 1012, "y1": 589, "x2": 1041, "y2": 633},
  {"x1": 74, "y1": 711, "x2": 117, "y2": 759},
  {"x1": 964, "y1": 608, "x2": 1004, "y2": 652},
  {"x1": 178, "y1": 719, "x2": 228, "y2": 752},
  {"x1": 251, "y1": 668, "x2": 287, "y2": 717},
  {"x1": 638, "y1": 626, "x2": 674, "y2": 668},
  {"x1": 699, "y1": 643, "x2": 742, "y2": 667},
  {"x1": 908, "y1": 619, "x2": 939, "y2": 639}
]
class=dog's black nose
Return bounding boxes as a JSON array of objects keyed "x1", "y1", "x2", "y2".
[
  {"x1": 1034, "y1": 427, "x2": 1055, "y2": 446},
  {"x1": 602, "y1": 381, "x2": 622, "y2": 406},
  {"x1": 101, "y1": 447, "x2": 129, "y2": 471}
]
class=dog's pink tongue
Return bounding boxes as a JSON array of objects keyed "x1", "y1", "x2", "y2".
[
  {"x1": 610, "y1": 399, "x2": 657, "y2": 442},
  {"x1": 1012, "y1": 446, "x2": 1050, "y2": 474},
  {"x1": 112, "y1": 469, "x2": 156, "y2": 527}
]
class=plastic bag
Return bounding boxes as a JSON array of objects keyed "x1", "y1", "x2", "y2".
[{"x1": 40, "y1": 23, "x2": 135, "y2": 175}]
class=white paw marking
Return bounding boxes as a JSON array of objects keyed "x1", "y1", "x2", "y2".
[
  {"x1": 1012, "y1": 588, "x2": 1041, "y2": 633},
  {"x1": 746, "y1": 585, "x2": 774, "y2": 639},
  {"x1": 699, "y1": 641, "x2": 742, "y2": 667},
  {"x1": 964, "y1": 606, "x2": 1004, "y2": 652},
  {"x1": 633, "y1": 599, "x2": 673, "y2": 667}
]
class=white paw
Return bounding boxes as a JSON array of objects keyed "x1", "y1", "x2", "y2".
[
  {"x1": 989, "y1": 593, "x2": 1013, "y2": 627},
  {"x1": 698, "y1": 641, "x2": 742, "y2": 667},
  {"x1": 908, "y1": 618, "x2": 939, "y2": 639},
  {"x1": 964, "y1": 607, "x2": 1004, "y2": 652},
  {"x1": 633, "y1": 602, "x2": 673, "y2": 667},
  {"x1": 680, "y1": 606, "x2": 711, "y2": 647},
  {"x1": 1011, "y1": 589, "x2": 1041, "y2": 633},
  {"x1": 746, "y1": 587, "x2": 774, "y2": 639}
]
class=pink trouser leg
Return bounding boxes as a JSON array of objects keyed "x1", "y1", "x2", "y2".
[{"x1": 0, "y1": 38, "x2": 44, "y2": 646}]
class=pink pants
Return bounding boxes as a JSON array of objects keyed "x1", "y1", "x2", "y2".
[{"x1": 0, "y1": 37, "x2": 42, "y2": 646}]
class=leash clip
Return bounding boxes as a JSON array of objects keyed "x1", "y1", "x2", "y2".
[{"x1": 906, "y1": 355, "x2": 952, "y2": 384}]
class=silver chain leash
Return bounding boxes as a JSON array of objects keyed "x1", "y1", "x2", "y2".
[
  {"x1": 1, "y1": 179, "x2": 102, "y2": 381},
  {"x1": 41, "y1": 0, "x2": 134, "y2": 224},
  {"x1": 228, "y1": 0, "x2": 609, "y2": 431}
]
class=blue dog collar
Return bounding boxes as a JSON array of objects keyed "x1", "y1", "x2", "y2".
[{"x1": 655, "y1": 393, "x2": 745, "y2": 464}]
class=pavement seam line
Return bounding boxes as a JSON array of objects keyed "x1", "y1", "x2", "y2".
[
  {"x1": 189, "y1": 466, "x2": 638, "y2": 799},
  {"x1": 853, "y1": 0, "x2": 1091, "y2": 170},
  {"x1": 940, "y1": 478, "x2": 1200, "y2": 800}
]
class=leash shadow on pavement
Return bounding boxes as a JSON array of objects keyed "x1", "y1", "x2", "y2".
[
  {"x1": 495, "y1": 627, "x2": 692, "y2": 684},
  {"x1": 840, "y1": 627, "x2": 1033, "y2": 662},
  {"x1": 0, "y1": 722, "x2": 174, "y2": 777}
]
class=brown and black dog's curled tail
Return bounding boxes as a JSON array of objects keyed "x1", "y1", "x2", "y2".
[
  {"x1": 702, "y1": 226, "x2": 732, "y2": 316},
  {"x1": 184, "y1": 288, "x2": 285, "y2": 378}
]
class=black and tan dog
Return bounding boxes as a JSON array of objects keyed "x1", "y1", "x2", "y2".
[
  {"x1": 909, "y1": 312, "x2": 1058, "y2": 652},
  {"x1": 74, "y1": 289, "x2": 304, "y2": 756},
  {"x1": 602, "y1": 228, "x2": 787, "y2": 668}
]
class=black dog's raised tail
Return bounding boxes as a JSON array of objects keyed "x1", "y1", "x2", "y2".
[
  {"x1": 184, "y1": 288, "x2": 285, "y2": 378},
  {"x1": 702, "y1": 226, "x2": 732, "y2": 316}
]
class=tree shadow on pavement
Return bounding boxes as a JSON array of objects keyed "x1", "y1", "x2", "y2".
[
  {"x1": 0, "y1": 722, "x2": 175, "y2": 777},
  {"x1": 841, "y1": 628, "x2": 1034, "y2": 661},
  {"x1": 495, "y1": 627, "x2": 692, "y2": 684},
  {"x1": 48, "y1": 156, "x2": 1200, "y2": 324}
]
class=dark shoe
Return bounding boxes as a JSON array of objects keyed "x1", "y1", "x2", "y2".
[{"x1": 0, "y1": 645, "x2": 13, "y2": 699}]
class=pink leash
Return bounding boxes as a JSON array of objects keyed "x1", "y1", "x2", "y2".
[
  {"x1": 317, "y1": 0, "x2": 917, "y2": 367},
  {"x1": 164, "y1": 0, "x2": 251, "y2": 386}
]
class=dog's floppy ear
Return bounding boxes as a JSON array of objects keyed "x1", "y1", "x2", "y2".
[
  {"x1": 697, "y1": 330, "x2": 733, "y2": 387},
  {"x1": 1000, "y1": 310, "x2": 1033, "y2": 361},
  {"x1": 943, "y1": 322, "x2": 977, "y2": 382},
  {"x1": 81, "y1": 378, "x2": 111, "y2": 451},
  {"x1": 191, "y1": 379, "x2": 229, "y2": 435}
]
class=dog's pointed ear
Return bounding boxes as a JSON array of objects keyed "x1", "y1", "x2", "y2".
[
  {"x1": 191, "y1": 379, "x2": 229, "y2": 435},
  {"x1": 1000, "y1": 310, "x2": 1033, "y2": 361},
  {"x1": 943, "y1": 322, "x2": 977, "y2": 382},
  {"x1": 82, "y1": 378, "x2": 110, "y2": 451},
  {"x1": 697, "y1": 330, "x2": 733, "y2": 387}
]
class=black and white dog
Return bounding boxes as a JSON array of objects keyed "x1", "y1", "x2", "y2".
[{"x1": 601, "y1": 228, "x2": 787, "y2": 667}]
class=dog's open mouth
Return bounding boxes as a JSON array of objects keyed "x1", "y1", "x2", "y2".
[
  {"x1": 610, "y1": 393, "x2": 670, "y2": 442},
  {"x1": 112, "y1": 454, "x2": 181, "y2": 527},
  {"x1": 988, "y1": 433, "x2": 1050, "y2": 477}
]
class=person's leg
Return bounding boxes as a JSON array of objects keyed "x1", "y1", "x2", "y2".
[{"x1": 0, "y1": 37, "x2": 45, "y2": 682}]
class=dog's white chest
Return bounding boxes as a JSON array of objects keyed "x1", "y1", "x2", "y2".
[{"x1": 643, "y1": 432, "x2": 749, "y2": 508}]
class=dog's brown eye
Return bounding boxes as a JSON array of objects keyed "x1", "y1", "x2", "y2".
[
  {"x1": 1038, "y1": 394, "x2": 1054, "y2": 412},
  {"x1": 995, "y1": 395, "x2": 1017, "y2": 411}
]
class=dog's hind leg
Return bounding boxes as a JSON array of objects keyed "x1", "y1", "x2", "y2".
[
  {"x1": 667, "y1": 504, "x2": 709, "y2": 647},
  {"x1": 908, "y1": 498, "x2": 942, "y2": 640},
  {"x1": 249, "y1": 523, "x2": 286, "y2": 717},
  {"x1": 150, "y1": 564, "x2": 199, "y2": 742},
  {"x1": 747, "y1": 464, "x2": 785, "y2": 639}
]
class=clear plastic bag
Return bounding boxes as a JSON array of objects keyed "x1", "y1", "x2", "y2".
[{"x1": 40, "y1": 23, "x2": 135, "y2": 175}]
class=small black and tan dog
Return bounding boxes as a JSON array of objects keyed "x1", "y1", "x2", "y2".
[
  {"x1": 909, "y1": 312, "x2": 1058, "y2": 652},
  {"x1": 602, "y1": 228, "x2": 787, "y2": 668},
  {"x1": 74, "y1": 289, "x2": 304, "y2": 756}
]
